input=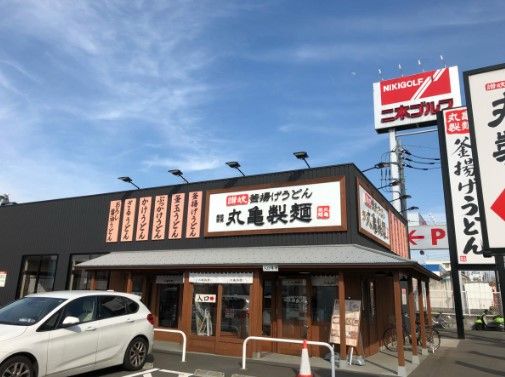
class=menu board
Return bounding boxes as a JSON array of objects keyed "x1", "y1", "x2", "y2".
[{"x1": 329, "y1": 299, "x2": 361, "y2": 347}]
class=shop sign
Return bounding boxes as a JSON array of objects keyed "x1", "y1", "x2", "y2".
[
  {"x1": 105, "y1": 200, "x2": 122, "y2": 243},
  {"x1": 152, "y1": 195, "x2": 168, "y2": 240},
  {"x1": 262, "y1": 264, "x2": 278, "y2": 272},
  {"x1": 389, "y1": 211, "x2": 409, "y2": 258},
  {"x1": 0, "y1": 271, "x2": 6, "y2": 287},
  {"x1": 155, "y1": 275, "x2": 184, "y2": 284},
  {"x1": 186, "y1": 191, "x2": 203, "y2": 238},
  {"x1": 465, "y1": 64, "x2": 505, "y2": 253},
  {"x1": 195, "y1": 294, "x2": 216, "y2": 303},
  {"x1": 169, "y1": 193, "x2": 186, "y2": 239},
  {"x1": 329, "y1": 299, "x2": 361, "y2": 347},
  {"x1": 205, "y1": 178, "x2": 346, "y2": 237},
  {"x1": 358, "y1": 184, "x2": 390, "y2": 247},
  {"x1": 136, "y1": 197, "x2": 152, "y2": 241},
  {"x1": 311, "y1": 275, "x2": 338, "y2": 286},
  {"x1": 373, "y1": 66, "x2": 461, "y2": 133},
  {"x1": 189, "y1": 272, "x2": 253, "y2": 284},
  {"x1": 439, "y1": 107, "x2": 492, "y2": 264},
  {"x1": 120, "y1": 198, "x2": 137, "y2": 242}
]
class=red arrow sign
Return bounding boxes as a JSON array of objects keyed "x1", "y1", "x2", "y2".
[
  {"x1": 409, "y1": 230, "x2": 425, "y2": 245},
  {"x1": 491, "y1": 188, "x2": 505, "y2": 221}
]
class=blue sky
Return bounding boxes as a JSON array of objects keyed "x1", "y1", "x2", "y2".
[{"x1": 1, "y1": 0, "x2": 504, "y2": 223}]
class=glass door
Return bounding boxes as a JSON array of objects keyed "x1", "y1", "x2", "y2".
[{"x1": 281, "y1": 278, "x2": 309, "y2": 339}]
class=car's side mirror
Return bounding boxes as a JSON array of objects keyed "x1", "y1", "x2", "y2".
[{"x1": 61, "y1": 316, "x2": 79, "y2": 327}]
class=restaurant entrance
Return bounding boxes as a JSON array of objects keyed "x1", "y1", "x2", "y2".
[{"x1": 260, "y1": 274, "x2": 338, "y2": 356}]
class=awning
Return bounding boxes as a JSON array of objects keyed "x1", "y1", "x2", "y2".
[{"x1": 77, "y1": 244, "x2": 438, "y2": 279}]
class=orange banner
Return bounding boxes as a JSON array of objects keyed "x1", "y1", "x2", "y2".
[
  {"x1": 168, "y1": 193, "x2": 186, "y2": 239},
  {"x1": 152, "y1": 195, "x2": 168, "y2": 241},
  {"x1": 120, "y1": 198, "x2": 137, "y2": 242},
  {"x1": 106, "y1": 200, "x2": 122, "y2": 243},
  {"x1": 186, "y1": 191, "x2": 202, "y2": 238},
  {"x1": 136, "y1": 197, "x2": 152, "y2": 241}
]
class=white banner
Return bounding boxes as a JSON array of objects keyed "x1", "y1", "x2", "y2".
[
  {"x1": 358, "y1": 185, "x2": 390, "y2": 246},
  {"x1": 408, "y1": 225, "x2": 449, "y2": 250},
  {"x1": 189, "y1": 272, "x2": 253, "y2": 284},
  {"x1": 466, "y1": 66, "x2": 505, "y2": 250},
  {"x1": 205, "y1": 179, "x2": 345, "y2": 236},
  {"x1": 441, "y1": 107, "x2": 492, "y2": 264}
]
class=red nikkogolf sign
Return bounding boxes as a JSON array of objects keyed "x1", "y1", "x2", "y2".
[{"x1": 373, "y1": 66, "x2": 461, "y2": 133}]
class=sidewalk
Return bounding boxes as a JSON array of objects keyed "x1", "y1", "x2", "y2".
[
  {"x1": 153, "y1": 341, "x2": 426, "y2": 377},
  {"x1": 409, "y1": 329, "x2": 505, "y2": 377},
  {"x1": 152, "y1": 329, "x2": 504, "y2": 377}
]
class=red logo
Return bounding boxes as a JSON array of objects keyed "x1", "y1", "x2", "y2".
[
  {"x1": 317, "y1": 206, "x2": 330, "y2": 219},
  {"x1": 460, "y1": 255, "x2": 467, "y2": 262},
  {"x1": 485, "y1": 80, "x2": 505, "y2": 91},
  {"x1": 380, "y1": 68, "x2": 451, "y2": 106},
  {"x1": 226, "y1": 194, "x2": 249, "y2": 206},
  {"x1": 445, "y1": 108, "x2": 469, "y2": 135}
]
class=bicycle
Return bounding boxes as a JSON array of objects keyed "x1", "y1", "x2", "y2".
[{"x1": 383, "y1": 314, "x2": 441, "y2": 352}]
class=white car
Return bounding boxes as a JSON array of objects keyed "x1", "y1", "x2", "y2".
[{"x1": 0, "y1": 290, "x2": 154, "y2": 377}]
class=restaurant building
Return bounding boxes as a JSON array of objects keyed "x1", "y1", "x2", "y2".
[{"x1": 0, "y1": 164, "x2": 436, "y2": 366}]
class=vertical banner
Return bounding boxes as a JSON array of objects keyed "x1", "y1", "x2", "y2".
[
  {"x1": 152, "y1": 195, "x2": 168, "y2": 241},
  {"x1": 135, "y1": 197, "x2": 152, "y2": 241},
  {"x1": 465, "y1": 64, "x2": 505, "y2": 253},
  {"x1": 186, "y1": 191, "x2": 203, "y2": 238},
  {"x1": 169, "y1": 193, "x2": 186, "y2": 239},
  {"x1": 120, "y1": 198, "x2": 137, "y2": 242},
  {"x1": 329, "y1": 299, "x2": 361, "y2": 347},
  {"x1": 357, "y1": 181, "x2": 390, "y2": 247},
  {"x1": 439, "y1": 107, "x2": 492, "y2": 264},
  {"x1": 106, "y1": 200, "x2": 122, "y2": 243}
]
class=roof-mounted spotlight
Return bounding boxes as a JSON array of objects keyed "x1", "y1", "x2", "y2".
[
  {"x1": 168, "y1": 169, "x2": 189, "y2": 184},
  {"x1": 293, "y1": 151, "x2": 311, "y2": 168},
  {"x1": 118, "y1": 176, "x2": 140, "y2": 189},
  {"x1": 226, "y1": 161, "x2": 245, "y2": 177},
  {"x1": 400, "y1": 206, "x2": 419, "y2": 213}
]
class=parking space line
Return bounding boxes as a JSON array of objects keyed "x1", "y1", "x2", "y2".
[
  {"x1": 122, "y1": 368, "x2": 159, "y2": 377},
  {"x1": 158, "y1": 370, "x2": 193, "y2": 377}
]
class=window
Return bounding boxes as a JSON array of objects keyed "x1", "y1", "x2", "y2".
[
  {"x1": 19, "y1": 255, "x2": 58, "y2": 297},
  {"x1": 0, "y1": 297, "x2": 65, "y2": 326},
  {"x1": 67, "y1": 254, "x2": 109, "y2": 290},
  {"x1": 262, "y1": 280, "x2": 272, "y2": 336},
  {"x1": 61, "y1": 296, "x2": 97, "y2": 324},
  {"x1": 98, "y1": 296, "x2": 128, "y2": 319},
  {"x1": 191, "y1": 284, "x2": 217, "y2": 336},
  {"x1": 159, "y1": 285, "x2": 180, "y2": 328},
  {"x1": 221, "y1": 284, "x2": 250, "y2": 338}
]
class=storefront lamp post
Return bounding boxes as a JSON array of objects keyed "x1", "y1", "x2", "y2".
[
  {"x1": 293, "y1": 151, "x2": 311, "y2": 168},
  {"x1": 225, "y1": 161, "x2": 245, "y2": 177},
  {"x1": 117, "y1": 176, "x2": 140, "y2": 190},
  {"x1": 169, "y1": 169, "x2": 190, "y2": 184}
]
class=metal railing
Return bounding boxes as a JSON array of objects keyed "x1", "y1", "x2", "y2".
[
  {"x1": 154, "y1": 328, "x2": 187, "y2": 362},
  {"x1": 241, "y1": 336, "x2": 335, "y2": 377}
]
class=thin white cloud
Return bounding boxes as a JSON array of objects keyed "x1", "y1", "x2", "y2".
[{"x1": 0, "y1": 1, "x2": 244, "y2": 201}]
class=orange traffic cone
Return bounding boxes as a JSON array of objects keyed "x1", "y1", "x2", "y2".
[{"x1": 297, "y1": 340, "x2": 313, "y2": 377}]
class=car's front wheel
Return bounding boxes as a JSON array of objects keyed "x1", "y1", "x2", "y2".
[
  {"x1": 123, "y1": 336, "x2": 148, "y2": 371},
  {"x1": 0, "y1": 355, "x2": 35, "y2": 377}
]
